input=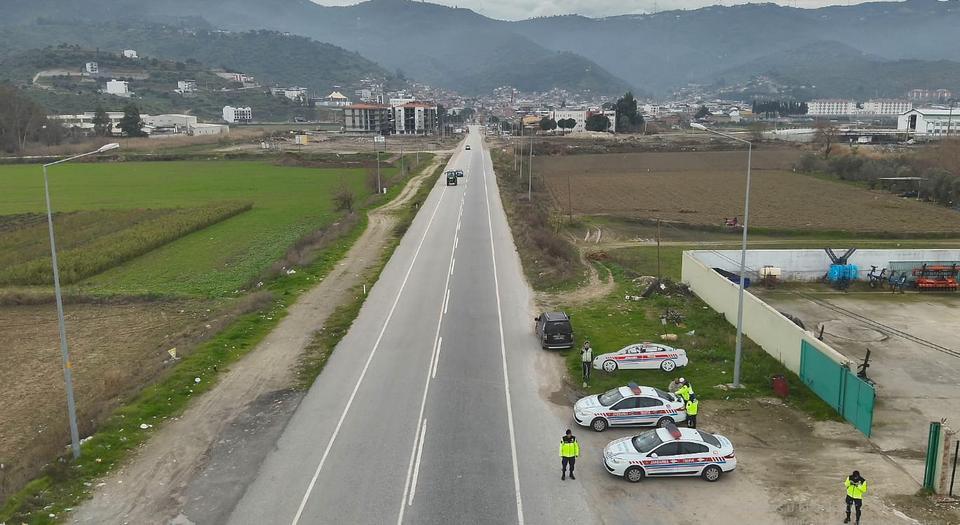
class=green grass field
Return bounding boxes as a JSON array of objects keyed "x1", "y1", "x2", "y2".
[
  {"x1": 0, "y1": 160, "x2": 388, "y2": 296},
  {"x1": 562, "y1": 257, "x2": 839, "y2": 421}
]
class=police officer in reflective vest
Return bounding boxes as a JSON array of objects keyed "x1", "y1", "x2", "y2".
[
  {"x1": 685, "y1": 393, "x2": 699, "y2": 428},
  {"x1": 560, "y1": 429, "x2": 580, "y2": 480},
  {"x1": 844, "y1": 470, "x2": 867, "y2": 524},
  {"x1": 676, "y1": 378, "x2": 694, "y2": 403}
]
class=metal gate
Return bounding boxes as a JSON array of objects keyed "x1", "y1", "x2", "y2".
[{"x1": 800, "y1": 341, "x2": 875, "y2": 436}]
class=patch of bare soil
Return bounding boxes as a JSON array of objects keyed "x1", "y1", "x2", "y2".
[
  {"x1": 0, "y1": 299, "x2": 231, "y2": 501},
  {"x1": 70, "y1": 154, "x2": 448, "y2": 524},
  {"x1": 707, "y1": 398, "x2": 958, "y2": 524}
]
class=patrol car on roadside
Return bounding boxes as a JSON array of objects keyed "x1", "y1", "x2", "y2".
[
  {"x1": 593, "y1": 342, "x2": 688, "y2": 373},
  {"x1": 574, "y1": 383, "x2": 686, "y2": 432},
  {"x1": 603, "y1": 422, "x2": 736, "y2": 483}
]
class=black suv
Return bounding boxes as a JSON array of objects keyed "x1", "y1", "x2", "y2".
[
  {"x1": 446, "y1": 171, "x2": 458, "y2": 186},
  {"x1": 535, "y1": 311, "x2": 574, "y2": 349}
]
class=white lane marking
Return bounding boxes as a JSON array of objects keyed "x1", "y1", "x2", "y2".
[
  {"x1": 408, "y1": 418, "x2": 428, "y2": 506},
  {"x1": 397, "y1": 191, "x2": 460, "y2": 524},
  {"x1": 450, "y1": 258, "x2": 455, "y2": 276},
  {"x1": 453, "y1": 237, "x2": 458, "y2": 250},
  {"x1": 443, "y1": 288, "x2": 450, "y2": 314},
  {"x1": 481, "y1": 147, "x2": 525, "y2": 525},
  {"x1": 431, "y1": 336, "x2": 442, "y2": 379},
  {"x1": 290, "y1": 177, "x2": 447, "y2": 525}
]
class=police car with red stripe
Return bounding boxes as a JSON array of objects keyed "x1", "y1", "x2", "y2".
[
  {"x1": 573, "y1": 383, "x2": 686, "y2": 432},
  {"x1": 593, "y1": 342, "x2": 688, "y2": 373},
  {"x1": 602, "y1": 421, "x2": 736, "y2": 482}
]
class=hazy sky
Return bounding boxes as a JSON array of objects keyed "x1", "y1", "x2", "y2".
[{"x1": 311, "y1": 0, "x2": 877, "y2": 20}]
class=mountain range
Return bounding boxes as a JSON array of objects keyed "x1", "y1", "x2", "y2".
[{"x1": 2, "y1": 0, "x2": 960, "y2": 97}]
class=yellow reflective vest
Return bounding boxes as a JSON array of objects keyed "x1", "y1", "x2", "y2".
[
  {"x1": 686, "y1": 398, "x2": 699, "y2": 416},
  {"x1": 559, "y1": 438, "x2": 580, "y2": 458},
  {"x1": 676, "y1": 384, "x2": 693, "y2": 402},
  {"x1": 845, "y1": 478, "x2": 867, "y2": 499}
]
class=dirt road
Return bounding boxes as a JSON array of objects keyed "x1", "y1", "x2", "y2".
[{"x1": 71, "y1": 155, "x2": 448, "y2": 524}]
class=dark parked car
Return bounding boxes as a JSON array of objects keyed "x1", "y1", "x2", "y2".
[{"x1": 535, "y1": 311, "x2": 574, "y2": 349}]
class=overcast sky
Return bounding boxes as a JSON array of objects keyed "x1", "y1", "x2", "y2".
[{"x1": 311, "y1": 0, "x2": 879, "y2": 20}]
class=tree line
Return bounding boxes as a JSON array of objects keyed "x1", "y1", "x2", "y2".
[
  {"x1": 0, "y1": 84, "x2": 66, "y2": 153},
  {"x1": 752, "y1": 100, "x2": 808, "y2": 117}
]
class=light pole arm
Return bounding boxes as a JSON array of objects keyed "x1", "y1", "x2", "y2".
[
  {"x1": 43, "y1": 149, "x2": 101, "y2": 168},
  {"x1": 701, "y1": 127, "x2": 752, "y2": 146}
]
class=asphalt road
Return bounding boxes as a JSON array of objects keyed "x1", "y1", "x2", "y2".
[{"x1": 226, "y1": 127, "x2": 594, "y2": 525}]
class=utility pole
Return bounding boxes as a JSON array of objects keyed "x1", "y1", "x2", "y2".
[
  {"x1": 657, "y1": 218, "x2": 662, "y2": 283},
  {"x1": 400, "y1": 143, "x2": 404, "y2": 176},
  {"x1": 567, "y1": 171, "x2": 573, "y2": 222},
  {"x1": 376, "y1": 147, "x2": 381, "y2": 194},
  {"x1": 527, "y1": 135, "x2": 533, "y2": 200}
]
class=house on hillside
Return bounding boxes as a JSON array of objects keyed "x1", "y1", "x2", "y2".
[
  {"x1": 104, "y1": 79, "x2": 131, "y2": 97},
  {"x1": 223, "y1": 106, "x2": 253, "y2": 124},
  {"x1": 84, "y1": 62, "x2": 99, "y2": 75},
  {"x1": 122, "y1": 49, "x2": 138, "y2": 59}
]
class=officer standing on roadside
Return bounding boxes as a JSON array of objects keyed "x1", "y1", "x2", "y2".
[
  {"x1": 580, "y1": 341, "x2": 593, "y2": 384},
  {"x1": 844, "y1": 470, "x2": 868, "y2": 524},
  {"x1": 560, "y1": 429, "x2": 580, "y2": 480},
  {"x1": 685, "y1": 393, "x2": 699, "y2": 428}
]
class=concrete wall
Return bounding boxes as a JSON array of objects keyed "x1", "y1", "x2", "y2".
[
  {"x1": 691, "y1": 249, "x2": 960, "y2": 282},
  {"x1": 681, "y1": 251, "x2": 851, "y2": 374}
]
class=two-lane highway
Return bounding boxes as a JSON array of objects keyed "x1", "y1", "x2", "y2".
[{"x1": 227, "y1": 127, "x2": 593, "y2": 524}]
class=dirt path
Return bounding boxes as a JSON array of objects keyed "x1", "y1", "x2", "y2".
[{"x1": 71, "y1": 155, "x2": 447, "y2": 524}]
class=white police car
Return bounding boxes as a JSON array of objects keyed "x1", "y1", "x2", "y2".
[
  {"x1": 603, "y1": 422, "x2": 736, "y2": 483},
  {"x1": 593, "y1": 342, "x2": 688, "y2": 373},
  {"x1": 573, "y1": 383, "x2": 686, "y2": 432}
]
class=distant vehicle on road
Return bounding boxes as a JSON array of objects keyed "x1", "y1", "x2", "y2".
[
  {"x1": 465, "y1": 144, "x2": 472, "y2": 150},
  {"x1": 455, "y1": 169, "x2": 464, "y2": 177},
  {"x1": 603, "y1": 423, "x2": 736, "y2": 482},
  {"x1": 594, "y1": 343, "x2": 688, "y2": 373},
  {"x1": 534, "y1": 311, "x2": 573, "y2": 349},
  {"x1": 574, "y1": 382, "x2": 686, "y2": 432},
  {"x1": 446, "y1": 171, "x2": 458, "y2": 186}
]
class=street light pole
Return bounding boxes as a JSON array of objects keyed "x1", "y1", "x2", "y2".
[
  {"x1": 690, "y1": 123, "x2": 752, "y2": 388},
  {"x1": 43, "y1": 142, "x2": 119, "y2": 459},
  {"x1": 527, "y1": 135, "x2": 533, "y2": 200}
]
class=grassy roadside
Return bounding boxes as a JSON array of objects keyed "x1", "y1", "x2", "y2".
[
  {"x1": 561, "y1": 263, "x2": 838, "y2": 421},
  {"x1": 489, "y1": 147, "x2": 588, "y2": 292},
  {"x1": 0, "y1": 157, "x2": 435, "y2": 524},
  {"x1": 296, "y1": 159, "x2": 445, "y2": 388}
]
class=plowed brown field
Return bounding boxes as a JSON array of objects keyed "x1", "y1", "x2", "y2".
[{"x1": 539, "y1": 149, "x2": 960, "y2": 233}]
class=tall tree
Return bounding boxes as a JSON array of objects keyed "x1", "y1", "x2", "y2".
[
  {"x1": 539, "y1": 116, "x2": 557, "y2": 131},
  {"x1": 0, "y1": 84, "x2": 48, "y2": 153},
  {"x1": 585, "y1": 114, "x2": 610, "y2": 132},
  {"x1": 614, "y1": 91, "x2": 643, "y2": 132},
  {"x1": 92, "y1": 106, "x2": 111, "y2": 137},
  {"x1": 118, "y1": 103, "x2": 145, "y2": 137},
  {"x1": 813, "y1": 120, "x2": 838, "y2": 159},
  {"x1": 694, "y1": 105, "x2": 711, "y2": 120}
]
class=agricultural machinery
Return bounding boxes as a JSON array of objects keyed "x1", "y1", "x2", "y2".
[
  {"x1": 913, "y1": 263, "x2": 959, "y2": 291},
  {"x1": 824, "y1": 248, "x2": 858, "y2": 290}
]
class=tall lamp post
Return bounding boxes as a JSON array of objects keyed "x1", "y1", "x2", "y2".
[
  {"x1": 44, "y1": 142, "x2": 120, "y2": 459},
  {"x1": 690, "y1": 123, "x2": 752, "y2": 388}
]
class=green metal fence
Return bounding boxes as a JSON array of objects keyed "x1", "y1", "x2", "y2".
[{"x1": 800, "y1": 340, "x2": 875, "y2": 436}]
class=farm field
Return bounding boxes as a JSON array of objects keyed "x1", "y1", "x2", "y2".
[
  {"x1": 537, "y1": 149, "x2": 960, "y2": 234},
  {"x1": 0, "y1": 160, "x2": 382, "y2": 296}
]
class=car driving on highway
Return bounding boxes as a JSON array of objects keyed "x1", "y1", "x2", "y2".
[
  {"x1": 603, "y1": 422, "x2": 736, "y2": 482},
  {"x1": 465, "y1": 144, "x2": 471, "y2": 150},
  {"x1": 593, "y1": 343, "x2": 688, "y2": 373},
  {"x1": 574, "y1": 382, "x2": 686, "y2": 432},
  {"x1": 446, "y1": 170, "x2": 458, "y2": 186}
]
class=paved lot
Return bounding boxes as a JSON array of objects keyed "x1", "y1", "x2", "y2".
[{"x1": 760, "y1": 290, "x2": 960, "y2": 482}]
